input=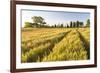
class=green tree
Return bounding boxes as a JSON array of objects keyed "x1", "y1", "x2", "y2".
[
  {"x1": 61, "y1": 23, "x2": 63, "y2": 28},
  {"x1": 86, "y1": 19, "x2": 90, "y2": 27},
  {"x1": 76, "y1": 21, "x2": 79, "y2": 27},
  {"x1": 67, "y1": 24, "x2": 69, "y2": 28},
  {"x1": 54, "y1": 24, "x2": 57, "y2": 28},
  {"x1": 73, "y1": 22, "x2": 76, "y2": 27},
  {"x1": 31, "y1": 16, "x2": 46, "y2": 27},
  {"x1": 70, "y1": 21, "x2": 73, "y2": 28},
  {"x1": 80, "y1": 22, "x2": 84, "y2": 27}
]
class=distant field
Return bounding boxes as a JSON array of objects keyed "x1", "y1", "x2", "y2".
[{"x1": 21, "y1": 28, "x2": 90, "y2": 63}]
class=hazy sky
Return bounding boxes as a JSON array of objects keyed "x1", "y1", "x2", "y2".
[{"x1": 21, "y1": 9, "x2": 90, "y2": 27}]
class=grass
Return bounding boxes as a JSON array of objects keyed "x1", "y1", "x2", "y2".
[{"x1": 21, "y1": 28, "x2": 90, "y2": 63}]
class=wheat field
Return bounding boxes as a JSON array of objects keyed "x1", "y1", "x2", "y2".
[{"x1": 21, "y1": 28, "x2": 90, "y2": 63}]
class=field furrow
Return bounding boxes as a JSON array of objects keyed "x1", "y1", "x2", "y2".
[
  {"x1": 21, "y1": 28, "x2": 90, "y2": 63},
  {"x1": 77, "y1": 28, "x2": 90, "y2": 59},
  {"x1": 21, "y1": 30, "x2": 71, "y2": 62},
  {"x1": 42, "y1": 29, "x2": 88, "y2": 61}
]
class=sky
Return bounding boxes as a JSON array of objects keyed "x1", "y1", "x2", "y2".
[{"x1": 21, "y1": 9, "x2": 90, "y2": 27}]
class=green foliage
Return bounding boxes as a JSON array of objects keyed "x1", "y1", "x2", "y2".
[
  {"x1": 79, "y1": 22, "x2": 84, "y2": 27},
  {"x1": 24, "y1": 22, "x2": 33, "y2": 28},
  {"x1": 70, "y1": 21, "x2": 73, "y2": 27},
  {"x1": 69, "y1": 21, "x2": 84, "y2": 28},
  {"x1": 73, "y1": 22, "x2": 76, "y2": 27},
  {"x1": 24, "y1": 16, "x2": 47, "y2": 28},
  {"x1": 76, "y1": 21, "x2": 80, "y2": 27},
  {"x1": 61, "y1": 23, "x2": 64, "y2": 28},
  {"x1": 67, "y1": 24, "x2": 69, "y2": 28},
  {"x1": 32, "y1": 16, "x2": 43, "y2": 24},
  {"x1": 24, "y1": 16, "x2": 86, "y2": 28},
  {"x1": 31, "y1": 16, "x2": 46, "y2": 25},
  {"x1": 86, "y1": 19, "x2": 90, "y2": 27}
]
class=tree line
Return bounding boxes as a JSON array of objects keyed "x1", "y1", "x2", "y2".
[{"x1": 24, "y1": 16, "x2": 90, "y2": 28}]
